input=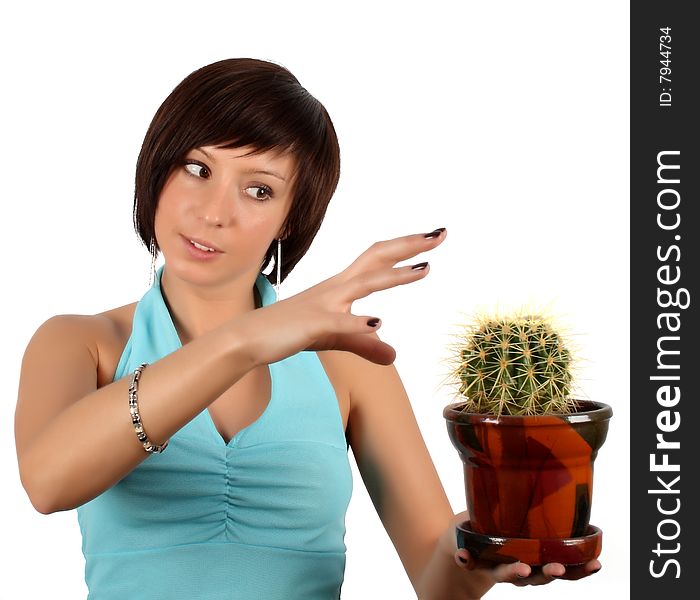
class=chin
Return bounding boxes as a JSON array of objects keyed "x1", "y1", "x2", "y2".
[
  {"x1": 166, "y1": 256, "x2": 257, "y2": 286},
  {"x1": 163, "y1": 256, "x2": 218, "y2": 280}
]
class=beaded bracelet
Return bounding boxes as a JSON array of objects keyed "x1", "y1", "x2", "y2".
[{"x1": 128, "y1": 362, "x2": 169, "y2": 453}]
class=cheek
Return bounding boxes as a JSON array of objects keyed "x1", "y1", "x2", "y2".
[
  {"x1": 155, "y1": 178, "x2": 186, "y2": 224},
  {"x1": 153, "y1": 198, "x2": 169, "y2": 234},
  {"x1": 153, "y1": 193, "x2": 181, "y2": 247}
]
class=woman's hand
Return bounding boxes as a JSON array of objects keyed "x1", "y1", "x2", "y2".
[
  {"x1": 240, "y1": 228, "x2": 446, "y2": 367},
  {"x1": 419, "y1": 510, "x2": 602, "y2": 599},
  {"x1": 453, "y1": 547, "x2": 602, "y2": 588}
]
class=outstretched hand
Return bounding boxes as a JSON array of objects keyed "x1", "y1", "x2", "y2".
[
  {"x1": 422, "y1": 510, "x2": 602, "y2": 599},
  {"x1": 454, "y1": 547, "x2": 601, "y2": 586},
  {"x1": 242, "y1": 228, "x2": 446, "y2": 367}
]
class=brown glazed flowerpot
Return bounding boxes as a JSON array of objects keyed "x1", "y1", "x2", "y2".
[{"x1": 443, "y1": 400, "x2": 612, "y2": 541}]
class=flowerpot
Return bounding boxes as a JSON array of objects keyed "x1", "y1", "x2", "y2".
[{"x1": 443, "y1": 399, "x2": 612, "y2": 565}]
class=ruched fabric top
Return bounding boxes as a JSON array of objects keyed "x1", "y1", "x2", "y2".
[{"x1": 76, "y1": 265, "x2": 353, "y2": 599}]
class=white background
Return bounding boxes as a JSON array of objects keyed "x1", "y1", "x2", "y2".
[{"x1": 1, "y1": 1, "x2": 629, "y2": 598}]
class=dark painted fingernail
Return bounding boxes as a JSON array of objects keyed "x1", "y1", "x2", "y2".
[
  {"x1": 367, "y1": 318, "x2": 380, "y2": 327},
  {"x1": 591, "y1": 567, "x2": 601, "y2": 574},
  {"x1": 424, "y1": 227, "x2": 445, "y2": 238},
  {"x1": 516, "y1": 573, "x2": 527, "y2": 579},
  {"x1": 411, "y1": 262, "x2": 429, "y2": 270},
  {"x1": 458, "y1": 556, "x2": 468, "y2": 564}
]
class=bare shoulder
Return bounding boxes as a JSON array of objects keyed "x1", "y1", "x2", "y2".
[
  {"x1": 14, "y1": 304, "x2": 134, "y2": 468},
  {"x1": 93, "y1": 301, "x2": 137, "y2": 339},
  {"x1": 91, "y1": 302, "x2": 138, "y2": 387},
  {"x1": 316, "y1": 344, "x2": 380, "y2": 383},
  {"x1": 317, "y1": 332, "x2": 395, "y2": 411},
  {"x1": 28, "y1": 302, "x2": 137, "y2": 389},
  {"x1": 316, "y1": 349, "x2": 354, "y2": 403}
]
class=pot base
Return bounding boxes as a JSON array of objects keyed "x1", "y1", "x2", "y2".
[{"x1": 456, "y1": 521, "x2": 602, "y2": 566}]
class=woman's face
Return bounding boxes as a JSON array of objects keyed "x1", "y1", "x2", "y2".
[{"x1": 154, "y1": 144, "x2": 296, "y2": 286}]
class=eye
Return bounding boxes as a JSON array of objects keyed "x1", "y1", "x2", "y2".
[
  {"x1": 183, "y1": 160, "x2": 210, "y2": 179},
  {"x1": 244, "y1": 185, "x2": 274, "y2": 202}
]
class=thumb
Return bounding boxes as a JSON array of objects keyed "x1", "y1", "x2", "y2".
[
  {"x1": 329, "y1": 333, "x2": 397, "y2": 365},
  {"x1": 452, "y1": 510, "x2": 470, "y2": 527}
]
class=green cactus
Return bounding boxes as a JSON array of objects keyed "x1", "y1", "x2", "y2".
[{"x1": 444, "y1": 311, "x2": 580, "y2": 416}]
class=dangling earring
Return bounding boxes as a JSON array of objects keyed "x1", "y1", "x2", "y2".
[
  {"x1": 273, "y1": 238, "x2": 282, "y2": 302},
  {"x1": 148, "y1": 237, "x2": 158, "y2": 288}
]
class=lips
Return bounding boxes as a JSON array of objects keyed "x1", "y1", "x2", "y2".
[{"x1": 182, "y1": 234, "x2": 223, "y2": 253}]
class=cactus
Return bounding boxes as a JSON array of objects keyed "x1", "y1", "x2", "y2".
[{"x1": 443, "y1": 310, "x2": 581, "y2": 416}]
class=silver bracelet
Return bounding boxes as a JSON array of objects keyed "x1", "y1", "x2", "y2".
[{"x1": 128, "y1": 362, "x2": 169, "y2": 453}]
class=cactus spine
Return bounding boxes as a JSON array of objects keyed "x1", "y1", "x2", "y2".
[{"x1": 446, "y1": 312, "x2": 578, "y2": 416}]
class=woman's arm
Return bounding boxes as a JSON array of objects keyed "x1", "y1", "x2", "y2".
[
  {"x1": 343, "y1": 331, "x2": 602, "y2": 599},
  {"x1": 15, "y1": 313, "x2": 257, "y2": 514},
  {"x1": 343, "y1": 330, "x2": 455, "y2": 591},
  {"x1": 15, "y1": 230, "x2": 445, "y2": 515}
]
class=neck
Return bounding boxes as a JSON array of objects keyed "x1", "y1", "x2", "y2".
[{"x1": 159, "y1": 265, "x2": 262, "y2": 344}]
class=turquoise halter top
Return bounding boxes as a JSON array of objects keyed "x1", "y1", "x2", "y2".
[{"x1": 76, "y1": 265, "x2": 353, "y2": 599}]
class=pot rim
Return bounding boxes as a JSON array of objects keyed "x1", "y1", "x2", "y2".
[{"x1": 443, "y1": 399, "x2": 612, "y2": 426}]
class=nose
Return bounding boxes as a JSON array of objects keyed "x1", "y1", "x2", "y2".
[{"x1": 198, "y1": 185, "x2": 234, "y2": 227}]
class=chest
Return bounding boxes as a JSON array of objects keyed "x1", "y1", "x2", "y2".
[
  {"x1": 95, "y1": 303, "x2": 352, "y2": 445},
  {"x1": 205, "y1": 356, "x2": 350, "y2": 445}
]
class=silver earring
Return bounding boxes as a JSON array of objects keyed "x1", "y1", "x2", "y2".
[
  {"x1": 273, "y1": 238, "x2": 282, "y2": 302},
  {"x1": 148, "y1": 237, "x2": 158, "y2": 288}
]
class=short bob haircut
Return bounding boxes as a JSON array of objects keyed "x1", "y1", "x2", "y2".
[{"x1": 133, "y1": 58, "x2": 341, "y2": 285}]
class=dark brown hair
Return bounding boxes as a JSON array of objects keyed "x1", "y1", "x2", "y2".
[{"x1": 133, "y1": 58, "x2": 341, "y2": 284}]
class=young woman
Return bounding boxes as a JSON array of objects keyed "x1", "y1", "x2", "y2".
[{"x1": 14, "y1": 58, "x2": 600, "y2": 599}]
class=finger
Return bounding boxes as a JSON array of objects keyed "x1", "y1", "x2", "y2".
[
  {"x1": 342, "y1": 260, "x2": 433, "y2": 304},
  {"x1": 527, "y1": 563, "x2": 566, "y2": 585},
  {"x1": 586, "y1": 559, "x2": 602, "y2": 574},
  {"x1": 454, "y1": 549, "x2": 474, "y2": 570},
  {"x1": 321, "y1": 308, "x2": 387, "y2": 337},
  {"x1": 490, "y1": 561, "x2": 531, "y2": 585},
  {"x1": 497, "y1": 563, "x2": 562, "y2": 587},
  {"x1": 453, "y1": 509, "x2": 471, "y2": 522},
  {"x1": 453, "y1": 549, "x2": 530, "y2": 580},
  {"x1": 541, "y1": 562, "x2": 566, "y2": 580},
  {"x1": 557, "y1": 559, "x2": 602, "y2": 581},
  {"x1": 347, "y1": 228, "x2": 447, "y2": 274}
]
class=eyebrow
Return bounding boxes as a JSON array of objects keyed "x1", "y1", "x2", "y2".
[{"x1": 193, "y1": 147, "x2": 287, "y2": 182}]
